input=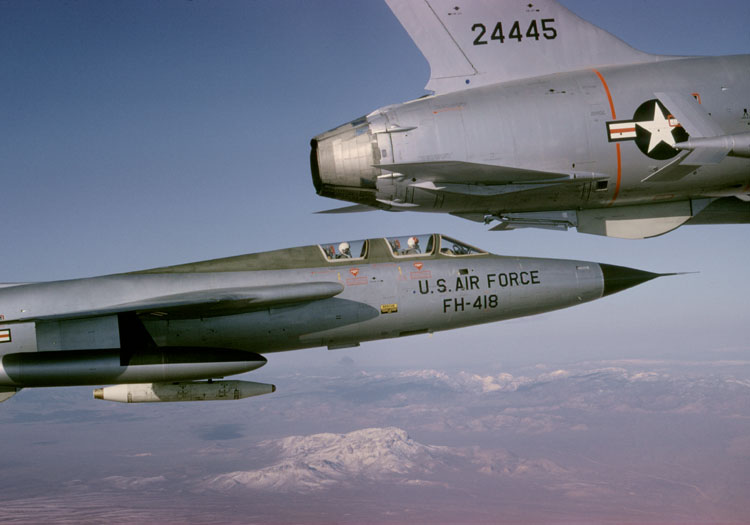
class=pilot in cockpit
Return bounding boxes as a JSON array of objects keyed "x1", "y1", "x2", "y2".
[
  {"x1": 404, "y1": 236, "x2": 421, "y2": 254},
  {"x1": 338, "y1": 242, "x2": 352, "y2": 258}
]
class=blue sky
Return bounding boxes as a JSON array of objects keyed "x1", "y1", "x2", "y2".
[{"x1": 1, "y1": 0, "x2": 749, "y2": 369}]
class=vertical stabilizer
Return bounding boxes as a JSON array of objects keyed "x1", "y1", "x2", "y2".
[{"x1": 386, "y1": 0, "x2": 662, "y2": 94}]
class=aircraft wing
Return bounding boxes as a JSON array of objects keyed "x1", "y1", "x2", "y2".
[{"x1": 6, "y1": 282, "x2": 345, "y2": 323}]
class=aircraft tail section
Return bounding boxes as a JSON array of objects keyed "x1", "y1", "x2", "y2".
[{"x1": 386, "y1": 0, "x2": 662, "y2": 94}]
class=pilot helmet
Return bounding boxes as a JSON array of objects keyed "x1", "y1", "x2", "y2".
[
  {"x1": 339, "y1": 242, "x2": 350, "y2": 253},
  {"x1": 407, "y1": 236, "x2": 419, "y2": 248}
]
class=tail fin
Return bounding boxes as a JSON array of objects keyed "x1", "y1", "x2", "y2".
[{"x1": 386, "y1": 0, "x2": 660, "y2": 94}]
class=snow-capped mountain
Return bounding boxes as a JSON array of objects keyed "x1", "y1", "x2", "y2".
[
  {"x1": 201, "y1": 426, "x2": 564, "y2": 493},
  {"x1": 202, "y1": 427, "x2": 451, "y2": 492}
]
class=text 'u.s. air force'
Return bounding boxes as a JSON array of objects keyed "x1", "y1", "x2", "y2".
[{"x1": 417, "y1": 271, "x2": 541, "y2": 313}]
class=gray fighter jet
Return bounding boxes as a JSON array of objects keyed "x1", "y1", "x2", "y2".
[
  {"x1": 311, "y1": 0, "x2": 750, "y2": 238},
  {"x1": 0, "y1": 234, "x2": 670, "y2": 403}
]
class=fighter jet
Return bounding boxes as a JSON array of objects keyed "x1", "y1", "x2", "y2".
[
  {"x1": 0, "y1": 233, "x2": 670, "y2": 403},
  {"x1": 311, "y1": 0, "x2": 750, "y2": 238}
]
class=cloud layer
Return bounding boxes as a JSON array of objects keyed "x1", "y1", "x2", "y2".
[{"x1": 1, "y1": 359, "x2": 748, "y2": 523}]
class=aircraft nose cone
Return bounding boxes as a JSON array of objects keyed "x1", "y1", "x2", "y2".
[{"x1": 599, "y1": 263, "x2": 661, "y2": 297}]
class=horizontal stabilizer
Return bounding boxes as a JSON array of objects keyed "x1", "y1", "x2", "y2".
[
  {"x1": 386, "y1": 0, "x2": 659, "y2": 94},
  {"x1": 9, "y1": 282, "x2": 345, "y2": 322}
]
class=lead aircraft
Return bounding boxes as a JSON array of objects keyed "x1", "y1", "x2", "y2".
[
  {"x1": 311, "y1": 0, "x2": 750, "y2": 238},
  {"x1": 0, "y1": 234, "x2": 667, "y2": 403}
]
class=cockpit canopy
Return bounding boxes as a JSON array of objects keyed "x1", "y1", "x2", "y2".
[
  {"x1": 319, "y1": 234, "x2": 486, "y2": 262},
  {"x1": 135, "y1": 233, "x2": 489, "y2": 275}
]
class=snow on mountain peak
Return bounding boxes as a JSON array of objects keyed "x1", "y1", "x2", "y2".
[{"x1": 202, "y1": 427, "x2": 449, "y2": 493}]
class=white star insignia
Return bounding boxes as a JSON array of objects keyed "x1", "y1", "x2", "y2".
[{"x1": 636, "y1": 103, "x2": 676, "y2": 153}]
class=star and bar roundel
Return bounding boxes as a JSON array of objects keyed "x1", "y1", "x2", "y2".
[{"x1": 607, "y1": 99, "x2": 689, "y2": 160}]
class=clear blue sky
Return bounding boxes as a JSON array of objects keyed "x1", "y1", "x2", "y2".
[{"x1": 1, "y1": 0, "x2": 748, "y2": 367}]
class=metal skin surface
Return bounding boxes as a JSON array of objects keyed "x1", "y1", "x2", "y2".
[
  {"x1": 311, "y1": 0, "x2": 750, "y2": 238},
  {"x1": 0, "y1": 234, "x2": 664, "y2": 402}
]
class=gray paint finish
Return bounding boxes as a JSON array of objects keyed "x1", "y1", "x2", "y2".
[{"x1": 311, "y1": 0, "x2": 750, "y2": 238}]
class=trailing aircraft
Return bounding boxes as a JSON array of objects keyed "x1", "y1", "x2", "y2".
[
  {"x1": 0, "y1": 234, "x2": 668, "y2": 403},
  {"x1": 311, "y1": 0, "x2": 750, "y2": 238}
]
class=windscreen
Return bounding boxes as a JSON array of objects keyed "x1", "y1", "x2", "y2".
[{"x1": 439, "y1": 235, "x2": 486, "y2": 256}]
